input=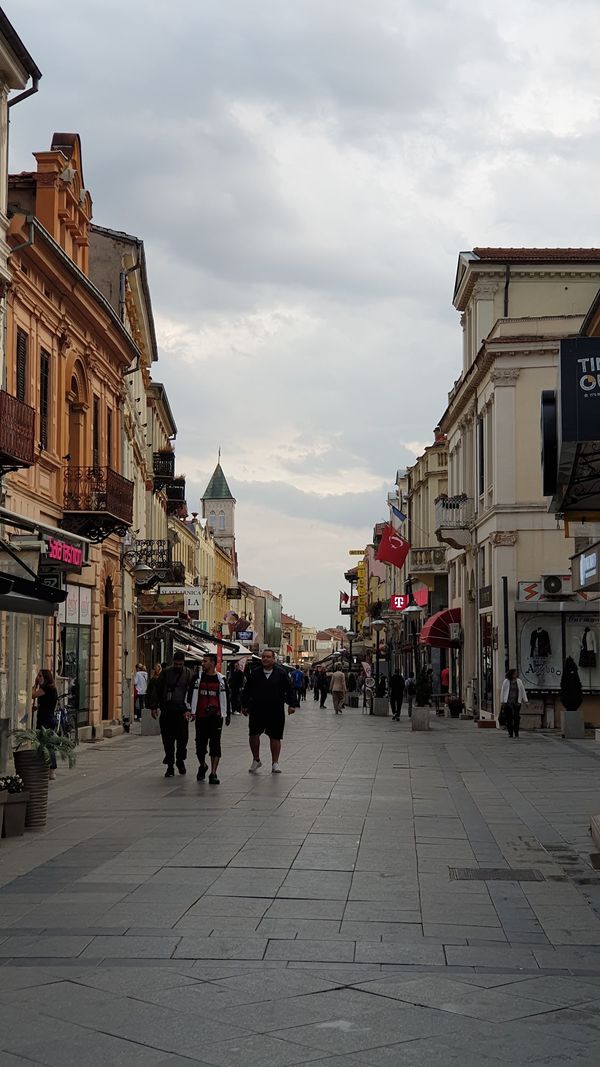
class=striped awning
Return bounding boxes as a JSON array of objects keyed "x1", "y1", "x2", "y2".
[{"x1": 419, "y1": 607, "x2": 461, "y2": 649}]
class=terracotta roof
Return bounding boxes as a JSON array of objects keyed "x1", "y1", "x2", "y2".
[{"x1": 473, "y1": 247, "x2": 600, "y2": 263}]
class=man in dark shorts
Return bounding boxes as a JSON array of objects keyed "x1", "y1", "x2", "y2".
[
  {"x1": 188, "y1": 654, "x2": 231, "y2": 784},
  {"x1": 242, "y1": 649, "x2": 297, "y2": 773}
]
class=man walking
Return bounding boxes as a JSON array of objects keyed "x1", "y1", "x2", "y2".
[
  {"x1": 405, "y1": 672, "x2": 416, "y2": 718},
  {"x1": 291, "y1": 665, "x2": 305, "y2": 708},
  {"x1": 389, "y1": 669, "x2": 405, "y2": 720},
  {"x1": 318, "y1": 667, "x2": 329, "y2": 708},
  {"x1": 242, "y1": 650, "x2": 297, "y2": 773},
  {"x1": 329, "y1": 665, "x2": 346, "y2": 714},
  {"x1": 151, "y1": 650, "x2": 192, "y2": 777},
  {"x1": 188, "y1": 653, "x2": 231, "y2": 784},
  {"x1": 133, "y1": 662, "x2": 148, "y2": 722}
]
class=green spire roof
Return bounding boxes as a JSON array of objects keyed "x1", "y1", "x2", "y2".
[{"x1": 202, "y1": 462, "x2": 233, "y2": 500}]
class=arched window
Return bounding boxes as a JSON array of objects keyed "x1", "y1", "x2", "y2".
[
  {"x1": 218, "y1": 511, "x2": 225, "y2": 531},
  {"x1": 208, "y1": 511, "x2": 216, "y2": 529}
]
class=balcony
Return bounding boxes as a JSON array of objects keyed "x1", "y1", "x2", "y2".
[
  {"x1": 153, "y1": 451, "x2": 175, "y2": 492},
  {"x1": 0, "y1": 390, "x2": 35, "y2": 470},
  {"x1": 435, "y1": 494, "x2": 474, "y2": 550},
  {"x1": 165, "y1": 476, "x2": 187, "y2": 517},
  {"x1": 63, "y1": 466, "x2": 134, "y2": 543},
  {"x1": 127, "y1": 538, "x2": 185, "y2": 583},
  {"x1": 409, "y1": 546, "x2": 447, "y2": 574}
]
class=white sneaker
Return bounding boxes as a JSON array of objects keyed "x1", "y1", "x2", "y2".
[
  {"x1": 249, "y1": 759, "x2": 262, "y2": 773},
  {"x1": 271, "y1": 762, "x2": 281, "y2": 773}
]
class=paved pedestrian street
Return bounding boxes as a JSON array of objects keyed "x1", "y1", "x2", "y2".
[{"x1": 3, "y1": 701, "x2": 600, "y2": 1064}]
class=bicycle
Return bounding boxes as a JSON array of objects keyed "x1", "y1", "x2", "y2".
[{"x1": 54, "y1": 686, "x2": 79, "y2": 745}]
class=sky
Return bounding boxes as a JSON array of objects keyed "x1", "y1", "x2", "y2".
[{"x1": 6, "y1": 0, "x2": 600, "y2": 627}]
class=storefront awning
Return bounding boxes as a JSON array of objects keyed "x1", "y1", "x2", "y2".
[{"x1": 419, "y1": 607, "x2": 461, "y2": 648}]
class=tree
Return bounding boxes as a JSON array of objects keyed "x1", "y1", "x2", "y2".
[{"x1": 560, "y1": 657, "x2": 583, "y2": 711}]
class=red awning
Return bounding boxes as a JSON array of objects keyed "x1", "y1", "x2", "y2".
[{"x1": 419, "y1": 608, "x2": 461, "y2": 648}]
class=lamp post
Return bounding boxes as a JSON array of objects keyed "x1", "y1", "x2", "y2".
[
  {"x1": 346, "y1": 629, "x2": 356, "y2": 671},
  {"x1": 403, "y1": 577, "x2": 423, "y2": 678},
  {"x1": 372, "y1": 619, "x2": 385, "y2": 693}
]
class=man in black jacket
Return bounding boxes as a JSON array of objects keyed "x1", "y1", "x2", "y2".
[
  {"x1": 151, "y1": 650, "x2": 192, "y2": 778},
  {"x1": 242, "y1": 650, "x2": 297, "y2": 773}
]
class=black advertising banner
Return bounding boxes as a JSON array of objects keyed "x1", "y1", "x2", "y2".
[{"x1": 560, "y1": 337, "x2": 600, "y2": 444}]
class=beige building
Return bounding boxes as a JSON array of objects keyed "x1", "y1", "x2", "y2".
[
  {"x1": 437, "y1": 248, "x2": 600, "y2": 724},
  {"x1": 301, "y1": 625, "x2": 317, "y2": 663}
]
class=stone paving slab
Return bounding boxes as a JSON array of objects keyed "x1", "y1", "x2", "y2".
[{"x1": 2, "y1": 700, "x2": 600, "y2": 1061}]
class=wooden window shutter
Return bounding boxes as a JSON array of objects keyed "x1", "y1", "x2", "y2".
[
  {"x1": 40, "y1": 349, "x2": 51, "y2": 450},
  {"x1": 16, "y1": 329, "x2": 28, "y2": 403}
]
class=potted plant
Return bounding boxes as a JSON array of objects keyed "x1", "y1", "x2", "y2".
[
  {"x1": 0, "y1": 774, "x2": 29, "y2": 838},
  {"x1": 446, "y1": 694, "x2": 464, "y2": 718},
  {"x1": 560, "y1": 656, "x2": 585, "y2": 739},
  {"x1": 11, "y1": 728, "x2": 76, "y2": 831}
]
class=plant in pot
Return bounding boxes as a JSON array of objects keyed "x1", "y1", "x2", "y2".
[
  {"x1": 11, "y1": 728, "x2": 76, "y2": 831},
  {"x1": 446, "y1": 694, "x2": 464, "y2": 718},
  {"x1": 0, "y1": 774, "x2": 29, "y2": 838},
  {"x1": 560, "y1": 656, "x2": 584, "y2": 739}
]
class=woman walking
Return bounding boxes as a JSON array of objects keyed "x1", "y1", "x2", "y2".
[
  {"x1": 32, "y1": 670, "x2": 59, "y2": 778},
  {"x1": 500, "y1": 668, "x2": 528, "y2": 738}
]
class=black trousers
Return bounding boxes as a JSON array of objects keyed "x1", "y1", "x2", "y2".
[
  {"x1": 160, "y1": 708, "x2": 189, "y2": 766},
  {"x1": 390, "y1": 693, "x2": 404, "y2": 718},
  {"x1": 196, "y1": 716, "x2": 223, "y2": 760},
  {"x1": 505, "y1": 703, "x2": 521, "y2": 737}
]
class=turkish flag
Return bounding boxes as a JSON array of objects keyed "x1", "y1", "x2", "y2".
[{"x1": 376, "y1": 524, "x2": 410, "y2": 569}]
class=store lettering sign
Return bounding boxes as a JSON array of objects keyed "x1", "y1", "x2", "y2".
[{"x1": 47, "y1": 537, "x2": 83, "y2": 569}]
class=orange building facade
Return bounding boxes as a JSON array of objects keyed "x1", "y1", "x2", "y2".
[{"x1": 2, "y1": 133, "x2": 136, "y2": 735}]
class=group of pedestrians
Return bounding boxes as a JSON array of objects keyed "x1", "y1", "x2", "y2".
[{"x1": 150, "y1": 649, "x2": 297, "y2": 780}]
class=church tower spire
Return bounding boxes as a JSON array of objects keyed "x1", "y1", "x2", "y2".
[{"x1": 201, "y1": 457, "x2": 236, "y2": 562}]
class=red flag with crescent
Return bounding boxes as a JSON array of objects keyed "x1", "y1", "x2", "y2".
[{"x1": 375, "y1": 524, "x2": 410, "y2": 569}]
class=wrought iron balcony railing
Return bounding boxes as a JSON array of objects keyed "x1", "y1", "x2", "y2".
[
  {"x1": 131, "y1": 538, "x2": 171, "y2": 569},
  {"x1": 63, "y1": 465, "x2": 134, "y2": 542},
  {"x1": 0, "y1": 390, "x2": 35, "y2": 469},
  {"x1": 153, "y1": 451, "x2": 175, "y2": 490},
  {"x1": 165, "y1": 476, "x2": 187, "y2": 516}
]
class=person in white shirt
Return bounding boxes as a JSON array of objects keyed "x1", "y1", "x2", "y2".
[
  {"x1": 133, "y1": 663, "x2": 148, "y2": 722},
  {"x1": 500, "y1": 668, "x2": 528, "y2": 738}
]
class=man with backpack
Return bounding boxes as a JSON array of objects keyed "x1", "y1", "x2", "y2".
[
  {"x1": 151, "y1": 650, "x2": 192, "y2": 777},
  {"x1": 405, "y1": 672, "x2": 416, "y2": 718}
]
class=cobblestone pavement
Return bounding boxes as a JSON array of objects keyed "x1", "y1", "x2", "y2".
[{"x1": 2, "y1": 698, "x2": 600, "y2": 1064}]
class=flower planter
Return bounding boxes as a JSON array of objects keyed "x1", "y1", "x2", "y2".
[
  {"x1": 476, "y1": 718, "x2": 497, "y2": 729},
  {"x1": 2, "y1": 792, "x2": 29, "y2": 837},
  {"x1": 447, "y1": 701, "x2": 463, "y2": 719},
  {"x1": 13, "y1": 751, "x2": 49, "y2": 830}
]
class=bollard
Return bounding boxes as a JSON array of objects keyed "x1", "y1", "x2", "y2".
[{"x1": 411, "y1": 706, "x2": 430, "y2": 731}]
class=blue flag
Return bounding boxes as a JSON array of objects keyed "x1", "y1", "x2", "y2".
[{"x1": 390, "y1": 504, "x2": 406, "y2": 523}]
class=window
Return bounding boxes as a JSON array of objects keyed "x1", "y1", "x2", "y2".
[
  {"x1": 478, "y1": 416, "x2": 485, "y2": 497},
  {"x1": 16, "y1": 329, "x2": 28, "y2": 403},
  {"x1": 208, "y1": 511, "x2": 216, "y2": 529},
  {"x1": 218, "y1": 511, "x2": 225, "y2": 531},
  {"x1": 107, "y1": 408, "x2": 113, "y2": 468},
  {"x1": 39, "y1": 349, "x2": 50, "y2": 450},
  {"x1": 92, "y1": 396, "x2": 100, "y2": 467}
]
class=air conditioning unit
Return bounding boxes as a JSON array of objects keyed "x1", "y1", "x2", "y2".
[{"x1": 542, "y1": 574, "x2": 564, "y2": 596}]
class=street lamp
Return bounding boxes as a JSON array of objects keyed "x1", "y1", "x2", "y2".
[
  {"x1": 403, "y1": 578, "x2": 423, "y2": 677},
  {"x1": 346, "y1": 629, "x2": 357, "y2": 671},
  {"x1": 372, "y1": 619, "x2": 385, "y2": 692}
]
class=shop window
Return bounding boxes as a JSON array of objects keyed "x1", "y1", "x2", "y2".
[
  {"x1": 16, "y1": 328, "x2": 28, "y2": 403},
  {"x1": 39, "y1": 349, "x2": 50, "y2": 450}
]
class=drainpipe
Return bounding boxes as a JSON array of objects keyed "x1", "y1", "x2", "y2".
[
  {"x1": 7, "y1": 75, "x2": 40, "y2": 110},
  {"x1": 503, "y1": 263, "x2": 511, "y2": 317}
]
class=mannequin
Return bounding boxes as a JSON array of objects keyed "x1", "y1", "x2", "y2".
[
  {"x1": 530, "y1": 626, "x2": 551, "y2": 659},
  {"x1": 579, "y1": 627, "x2": 597, "y2": 670}
]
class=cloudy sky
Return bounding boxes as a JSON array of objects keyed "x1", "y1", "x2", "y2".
[{"x1": 6, "y1": 0, "x2": 599, "y2": 626}]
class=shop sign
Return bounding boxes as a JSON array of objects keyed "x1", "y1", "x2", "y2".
[
  {"x1": 46, "y1": 537, "x2": 84, "y2": 570},
  {"x1": 572, "y1": 543, "x2": 599, "y2": 592}
]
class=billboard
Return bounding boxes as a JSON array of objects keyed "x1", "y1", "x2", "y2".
[{"x1": 265, "y1": 597, "x2": 282, "y2": 649}]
